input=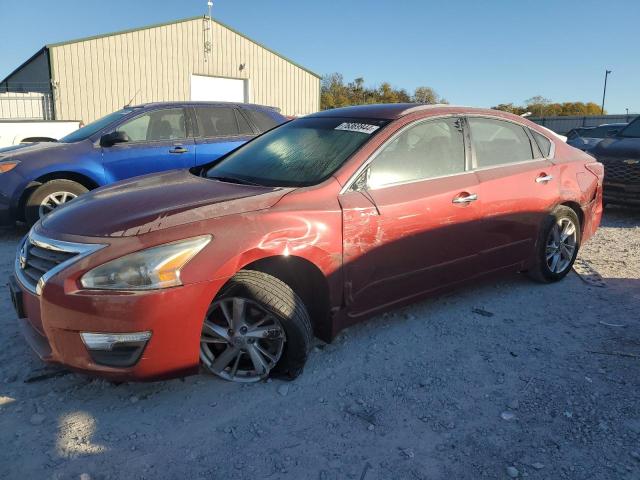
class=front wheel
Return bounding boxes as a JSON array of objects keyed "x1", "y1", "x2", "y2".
[
  {"x1": 24, "y1": 179, "x2": 88, "y2": 226},
  {"x1": 200, "y1": 270, "x2": 312, "y2": 383},
  {"x1": 527, "y1": 205, "x2": 581, "y2": 283}
]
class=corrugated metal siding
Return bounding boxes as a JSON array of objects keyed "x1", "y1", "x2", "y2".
[{"x1": 49, "y1": 17, "x2": 320, "y2": 122}]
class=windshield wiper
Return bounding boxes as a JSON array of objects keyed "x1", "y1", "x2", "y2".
[{"x1": 208, "y1": 175, "x2": 261, "y2": 186}]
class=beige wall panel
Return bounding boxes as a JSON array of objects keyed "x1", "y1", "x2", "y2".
[{"x1": 50, "y1": 17, "x2": 319, "y2": 122}]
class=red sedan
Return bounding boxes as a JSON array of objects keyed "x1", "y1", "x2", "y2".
[{"x1": 10, "y1": 104, "x2": 604, "y2": 382}]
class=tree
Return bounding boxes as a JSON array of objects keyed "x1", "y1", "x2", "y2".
[
  {"x1": 413, "y1": 86, "x2": 447, "y2": 104},
  {"x1": 320, "y1": 73, "x2": 440, "y2": 110},
  {"x1": 491, "y1": 97, "x2": 606, "y2": 117}
]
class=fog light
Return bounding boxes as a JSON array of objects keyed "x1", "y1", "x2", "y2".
[
  {"x1": 80, "y1": 332, "x2": 152, "y2": 350},
  {"x1": 80, "y1": 331, "x2": 151, "y2": 368}
]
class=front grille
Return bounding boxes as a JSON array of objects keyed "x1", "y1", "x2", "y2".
[
  {"x1": 19, "y1": 241, "x2": 78, "y2": 291},
  {"x1": 603, "y1": 159, "x2": 640, "y2": 184},
  {"x1": 15, "y1": 232, "x2": 104, "y2": 295}
]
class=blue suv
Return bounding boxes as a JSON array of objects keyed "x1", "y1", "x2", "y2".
[{"x1": 0, "y1": 102, "x2": 286, "y2": 225}]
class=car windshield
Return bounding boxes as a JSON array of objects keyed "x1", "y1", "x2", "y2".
[
  {"x1": 205, "y1": 117, "x2": 388, "y2": 187},
  {"x1": 619, "y1": 118, "x2": 640, "y2": 138},
  {"x1": 60, "y1": 108, "x2": 136, "y2": 143}
]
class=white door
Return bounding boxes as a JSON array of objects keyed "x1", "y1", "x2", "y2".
[{"x1": 190, "y1": 75, "x2": 247, "y2": 102}]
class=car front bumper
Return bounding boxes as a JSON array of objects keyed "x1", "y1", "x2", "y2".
[{"x1": 10, "y1": 272, "x2": 226, "y2": 381}]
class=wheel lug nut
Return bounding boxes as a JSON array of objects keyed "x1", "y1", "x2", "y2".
[{"x1": 240, "y1": 326, "x2": 248, "y2": 334}]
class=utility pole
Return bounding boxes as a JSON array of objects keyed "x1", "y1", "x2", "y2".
[{"x1": 601, "y1": 69, "x2": 612, "y2": 114}]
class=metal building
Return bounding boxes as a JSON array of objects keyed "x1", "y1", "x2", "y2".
[{"x1": 0, "y1": 16, "x2": 321, "y2": 122}]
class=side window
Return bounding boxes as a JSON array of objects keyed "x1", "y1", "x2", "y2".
[
  {"x1": 368, "y1": 117, "x2": 466, "y2": 189},
  {"x1": 195, "y1": 107, "x2": 240, "y2": 137},
  {"x1": 469, "y1": 118, "x2": 533, "y2": 168},
  {"x1": 247, "y1": 109, "x2": 280, "y2": 132},
  {"x1": 118, "y1": 108, "x2": 186, "y2": 142},
  {"x1": 235, "y1": 110, "x2": 255, "y2": 135},
  {"x1": 531, "y1": 130, "x2": 552, "y2": 157}
]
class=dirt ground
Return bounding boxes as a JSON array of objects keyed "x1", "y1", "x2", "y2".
[{"x1": 0, "y1": 206, "x2": 639, "y2": 480}]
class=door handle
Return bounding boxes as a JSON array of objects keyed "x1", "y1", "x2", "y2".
[
  {"x1": 169, "y1": 145, "x2": 188, "y2": 154},
  {"x1": 452, "y1": 192, "x2": 478, "y2": 204},
  {"x1": 536, "y1": 174, "x2": 553, "y2": 183}
]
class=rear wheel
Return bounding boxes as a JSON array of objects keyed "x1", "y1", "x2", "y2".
[
  {"x1": 200, "y1": 270, "x2": 312, "y2": 382},
  {"x1": 527, "y1": 206, "x2": 581, "y2": 283},
  {"x1": 24, "y1": 179, "x2": 88, "y2": 226}
]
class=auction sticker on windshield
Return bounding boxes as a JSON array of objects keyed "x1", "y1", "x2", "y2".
[{"x1": 335, "y1": 122, "x2": 380, "y2": 134}]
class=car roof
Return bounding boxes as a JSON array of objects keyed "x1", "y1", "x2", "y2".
[
  {"x1": 129, "y1": 101, "x2": 279, "y2": 111},
  {"x1": 307, "y1": 103, "x2": 517, "y2": 121}
]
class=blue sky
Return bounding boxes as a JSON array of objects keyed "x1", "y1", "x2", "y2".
[{"x1": 0, "y1": 0, "x2": 637, "y2": 113}]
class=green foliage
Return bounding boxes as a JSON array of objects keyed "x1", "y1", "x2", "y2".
[
  {"x1": 492, "y1": 97, "x2": 604, "y2": 117},
  {"x1": 320, "y1": 73, "x2": 446, "y2": 110}
]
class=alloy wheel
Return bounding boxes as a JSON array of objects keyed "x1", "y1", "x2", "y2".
[
  {"x1": 200, "y1": 297, "x2": 286, "y2": 382},
  {"x1": 38, "y1": 191, "x2": 78, "y2": 218},
  {"x1": 545, "y1": 218, "x2": 577, "y2": 274}
]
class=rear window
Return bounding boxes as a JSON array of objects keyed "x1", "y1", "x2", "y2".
[
  {"x1": 246, "y1": 109, "x2": 281, "y2": 132},
  {"x1": 531, "y1": 130, "x2": 552, "y2": 157},
  {"x1": 620, "y1": 118, "x2": 640, "y2": 138},
  {"x1": 195, "y1": 107, "x2": 240, "y2": 137},
  {"x1": 469, "y1": 118, "x2": 533, "y2": 167}
]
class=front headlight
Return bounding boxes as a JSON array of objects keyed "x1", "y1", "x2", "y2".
[{"x1": 80, "y1": 235, "x2": 211, "y2": 290}]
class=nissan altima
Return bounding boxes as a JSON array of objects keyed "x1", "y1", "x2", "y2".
[{"x1": 10, "y1": 104, "x2": 604, "y2": 383}]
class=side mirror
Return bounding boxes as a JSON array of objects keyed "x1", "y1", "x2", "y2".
[
  {"x1": 100, "y1": 131, "x2": 130, "y2": 147},
  {"x1": 606, "y1": 130, "x2": 619, "y2": 137}
]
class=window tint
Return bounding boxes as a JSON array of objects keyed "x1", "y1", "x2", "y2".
[
  {"x1": 247, "y1": 109, "x2": 279, "y2": 132},
  {"x1": 195, "y1": 107, "x2": 239, "y2": 137},
  {"x1": 469, "y1": 118, "x2": 533, "y2": 167},
  {"x1": 368, "y1": 117, "x2": 465, "y2": 189},
  {"x1": 531, "y1": 130, "x2": 552, "y2": 157},
  {"x1": 118, "y1": 108, "x2": 186, "y2": 142},
  {"x1": 235, "y1": 110, "x2": 254, "y2": 135}
]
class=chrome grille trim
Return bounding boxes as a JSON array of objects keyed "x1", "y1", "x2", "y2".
[{"x1": 15, "y1": 231, "x2": 107, "y2": 295}]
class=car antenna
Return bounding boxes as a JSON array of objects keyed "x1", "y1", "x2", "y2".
[{"x1": 124, "y1": 89, "x2": 141, "y2": 108}]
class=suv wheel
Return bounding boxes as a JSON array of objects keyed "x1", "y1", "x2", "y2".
[
  {"x1": 25, "y1": 179, "x2": 88, "y2": 226},
  {"x1": 200, "y1": 270, "x2": 312, "y2": 382}
]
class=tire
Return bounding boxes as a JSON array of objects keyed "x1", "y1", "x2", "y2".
[
  {"x1": 24, "y1": 179, "x2": 88, "y2": 226},
  {"x1": 200, "y1": 270, "x2": 312, "y2": 382},
  {"x1": 527, "y1": 205, "x2": 581, "y2": 283}
]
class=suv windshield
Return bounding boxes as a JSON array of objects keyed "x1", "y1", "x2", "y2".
[
  {"x1": 619, "y1": 118, "x2": 640, "y2": 138},
  {"x1": 206, "y1": 117, "x2": 388, "y2": 187},
  {"x1": 60, "y1": 108, "x2": 136, "y2": 143}
]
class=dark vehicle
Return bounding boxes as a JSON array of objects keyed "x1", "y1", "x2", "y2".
[
  {"x1": 566, "y1": 123, "x2": 627, "y2": 152},
  {"x1": 591, "y1": 117, "x2": 640, "y2": 205},
  {"x1": 0, "y1": 102, "x2": 286, "y2": 225}
]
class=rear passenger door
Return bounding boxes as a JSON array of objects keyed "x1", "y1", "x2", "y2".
[
  {"x1": 192, "y1": 106, "x2": 256, "y2": 166},
  {"x1": 467, "y1": 116, "x2": 559, "y2": 270}
]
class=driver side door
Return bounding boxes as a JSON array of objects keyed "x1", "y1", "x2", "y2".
[
  {"x1": 101, "y1": 107, "x2": 196, "y2": 182},
  {"x1": 339, "y1": 116, "x2": 483, "y2": 318}
]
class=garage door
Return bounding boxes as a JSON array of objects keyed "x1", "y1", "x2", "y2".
[{"x1": 190, "y1": 75, "x2": 247, "y2": 103}]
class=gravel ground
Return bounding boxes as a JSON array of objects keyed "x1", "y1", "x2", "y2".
[{"x1": 0, "y1": 207, "x2": 639, "y2": 480}]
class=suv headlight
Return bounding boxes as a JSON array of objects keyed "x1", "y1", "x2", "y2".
[{"x1": 80, "y1": 235, "x2": 211, "y2": 290}]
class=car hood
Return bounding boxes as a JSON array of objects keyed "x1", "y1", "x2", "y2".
[
  {"x1": 0, "y1": 140, "x2": 77, "y2": 159},
  {"x1": 41, "y1": 169, "x2": 292, "y2": 237},
  {"x1": 592, "y1": 137, "x2": 640, "y2": 160}
]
